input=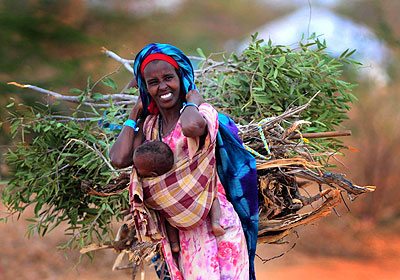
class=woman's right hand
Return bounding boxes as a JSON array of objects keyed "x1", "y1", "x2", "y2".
[{"x1": 130, "y1": 95, "x2": 143, "y2": 120}]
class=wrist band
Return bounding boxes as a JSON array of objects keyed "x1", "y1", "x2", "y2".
[
  {"x1": 124, "y1": 119, "x2": 139, "y2": 131},
  {"x1": 180, "y1": 102, "x2": 199, "y2": 114}
]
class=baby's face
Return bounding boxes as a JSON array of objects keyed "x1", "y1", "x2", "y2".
[{"x1": 133, "y1": 154, "x2": 159, "y2": 178}]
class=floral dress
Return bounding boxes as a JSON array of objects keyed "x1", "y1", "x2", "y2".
[{"x1": 145, "y1": 103, "x2": 249, "y2": 280}]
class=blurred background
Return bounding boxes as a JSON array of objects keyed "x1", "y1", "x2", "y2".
[{"x1": 1, "y1": 0, "x2": 399, "y2": 279}]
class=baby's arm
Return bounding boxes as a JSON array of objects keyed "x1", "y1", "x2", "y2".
[{"x1": 165, "y1": 220, "x2": 180, "y2": 253}]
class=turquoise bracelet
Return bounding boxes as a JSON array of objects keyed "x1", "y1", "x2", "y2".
[
  {"x1": 124, "y1": 119, "x2": 139, "y2": 131},
  {"x1": 180, "y1": 102, "x2": 199, "y2": 114}
]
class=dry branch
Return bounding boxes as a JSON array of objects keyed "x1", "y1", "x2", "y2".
[
  {"x1": 289, "y1": 130, "x2": 352, "y2": 139},
  {"x1": 7, "y1": 82, "x2": 137, "y2": 106}
]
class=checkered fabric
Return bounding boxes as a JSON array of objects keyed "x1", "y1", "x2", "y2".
[{"x1": 129, "y1": 116, "x2": 217, "y2": 241}]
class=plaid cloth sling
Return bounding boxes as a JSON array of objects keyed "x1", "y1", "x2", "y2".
[{"x1": 129, "y1": 115, "x2": 217, "y2": 242}]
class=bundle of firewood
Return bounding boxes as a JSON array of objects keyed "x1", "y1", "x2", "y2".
[{"x1": 78, "y1": 94, "x2": 374, "y2": 274}]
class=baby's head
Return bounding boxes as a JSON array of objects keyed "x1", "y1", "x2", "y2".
[{"x1": 133, "y1": 141, "x2": 174, "y2": 177}]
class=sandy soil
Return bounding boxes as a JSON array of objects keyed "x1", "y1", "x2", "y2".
[{"x1": 1, "y1": 203, "x2": 400, "y2": 280}]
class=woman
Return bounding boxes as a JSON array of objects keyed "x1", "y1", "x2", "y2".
[{"x1": 110, "y1": 43, "x2": 250, "y2": 280}]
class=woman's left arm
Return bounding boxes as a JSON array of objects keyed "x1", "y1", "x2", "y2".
[{"x1": 180, "y1": 89, "x2": 208, "y2": 137}]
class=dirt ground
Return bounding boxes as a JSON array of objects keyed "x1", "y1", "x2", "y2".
[{"x1": 1, "y1": 202, "x2": 400, "y2": 280}]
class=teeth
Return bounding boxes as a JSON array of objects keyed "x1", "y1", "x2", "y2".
[{"x1": 160, "y1": 93, "x2": 172, "y2": 99}]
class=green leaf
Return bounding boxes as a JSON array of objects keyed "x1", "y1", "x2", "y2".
[
  {"x1": 339, "y1": 49, "x2": 349, "y2": 59},
  {"x1": 259, "y1": 56, "x2": 265, "y2": 73},
  {"x1": 277, "y1": 56, "x2": 286, "y2": 68},
  {"x1": 346, "y1": 49, "x2": 356, "y2": 58},
  {"x1": 102, "y1": 78, "x2": 118, "y2": 91},
  {"x1": 231, "y1": 54, "x2": 239, "y2": 63},
  {"x1": 270, "y1": 105, "x2": 283, "y2": 111},
  {"x1": 87, "y1": 76, "x2": 92, "y2": 87},
  {"x1": 273, "y1": 68, "x2": 278, "y2": 79},
  {"x1": 91, "y1": 92, "x2": 104, "y2": 101},
  {"x1": 196, "y1": 48, "x2": 206, "y2": 58},
  {"x1": 124, "y1": 88, "x2": 138, "y2": 94},
  {"x1": 70, "y1": 88, "x2": 82, "y2": 94}
]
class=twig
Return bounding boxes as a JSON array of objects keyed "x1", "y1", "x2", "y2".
[
  {"x1": 114, "y1": 264, "x2": 135, "y2": 270},
  {"x1": 268, "y1": 91, "x2": 321, "y2": 127},
  {"x1": 1, "y1": 202, "x2": 33, "y2": 220},
  {"x1": 256, "y1": 242, "x2": 296, "y2": 263},
  {"x1": 37, "y1": 164, "x2": 69, "y2": 180},
  {"x1": 67, "y1": 207, "x2": 104, "y2": 247},
  {"x1": 101, "y1": 47, "x2": 134, "y2": 73},
  {"x1": 92, "y1": 143, "x2": 118, "y2": 177},
  {"x1": 63, "y1": 139, "x2": 118, "y2": 177},
  {"x1": 332, "y1": 207, "x2": 341, "y2": 217},
  {"x1": 340, "y1": 191, "x2": 351, "y2": 212},
  {"x1": 90, "y1": 64, "x2": 123, "y2": 93},
  {"x1": 49, "y1": 116, "x2": 97, "y2": 122},
  {"x1": 237, "y1": 91, "x2": 321, "y2": 135}
]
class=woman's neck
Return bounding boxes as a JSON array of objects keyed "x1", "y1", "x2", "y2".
[{"x1": 159, "y1": 106, "x2": 181, "y2": 136}]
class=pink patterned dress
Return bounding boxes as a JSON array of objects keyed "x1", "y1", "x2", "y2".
[{"x1": 144, "y1": 103, "x2": 249, "y2": 280}]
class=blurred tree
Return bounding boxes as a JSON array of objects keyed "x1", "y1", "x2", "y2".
[
  {"x1": 0, "y1": 0, "x2": 95, "y2": 144},
  {"x1": 333, "y1": 0, "x2": 400, "y2": 226},
  {"x1": 335, "y1": 0, "x2": 400, "y2": 50},
  {"x1": 0, "y1": 0, "x2": 286, "y2": 144},
  {"x1": 346, "y1": 83, "x2": 400, "y2": 225}
]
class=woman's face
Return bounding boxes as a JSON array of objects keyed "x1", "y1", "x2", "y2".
[{"x1": 143, "y1": 60, "x2": 181, "y2": 111}]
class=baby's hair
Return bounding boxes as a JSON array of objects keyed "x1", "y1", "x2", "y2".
[{"x1": 134, "y1": 141, "x2": 174, "y2": 174}]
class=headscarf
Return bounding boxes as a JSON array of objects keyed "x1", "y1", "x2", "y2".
[{"x1": 133, "y1": 43, "x2": 197, "y2": 115}]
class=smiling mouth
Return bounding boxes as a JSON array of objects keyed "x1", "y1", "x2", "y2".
[{"x1": 160, "y1": 92, "x2": 173, "y2": 99}]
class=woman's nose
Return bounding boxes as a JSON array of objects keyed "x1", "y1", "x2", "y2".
[{"x1": 159, "y1": 80, "x2": 168, "y2": 90}]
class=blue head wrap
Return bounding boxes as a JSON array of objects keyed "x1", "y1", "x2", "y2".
[{"x1": 133, "y1": 43, "x2": 197, "y2": 115}]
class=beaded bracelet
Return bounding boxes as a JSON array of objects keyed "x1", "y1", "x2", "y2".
[
  {"x1": 124, "y1": 119, "x2": 139, "y2": 131},
  {"x1": 179, "y1": 102, "x2": 199, "y2": 114}
]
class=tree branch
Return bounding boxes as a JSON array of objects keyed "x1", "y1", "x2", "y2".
[
  {"x1": 7, "y1": 82, "x2": 137, "y2": 106},
  {"x1": 101, "y1": 47, "x2": 134, "y2": 74}
]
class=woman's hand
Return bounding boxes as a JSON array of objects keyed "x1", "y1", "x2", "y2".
[
  {"x1": 129, "y1": 95, "x2": 143, "y2": 120},
  {"x1": 185, "y1": 89, "x2": 204, "y2": 106}
]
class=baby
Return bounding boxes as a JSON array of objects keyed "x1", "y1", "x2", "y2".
[{"x1": 133, "y1": 141, "x2": 225, "y2": 253}]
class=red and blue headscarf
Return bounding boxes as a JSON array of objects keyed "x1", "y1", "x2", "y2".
[{"x1": 133, "y1": 43, "x2": 197, "y2": 115}]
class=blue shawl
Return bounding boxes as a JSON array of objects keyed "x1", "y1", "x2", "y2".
[{"x1": 216, "y1": 113, "x2": 258, "y2": 280}]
